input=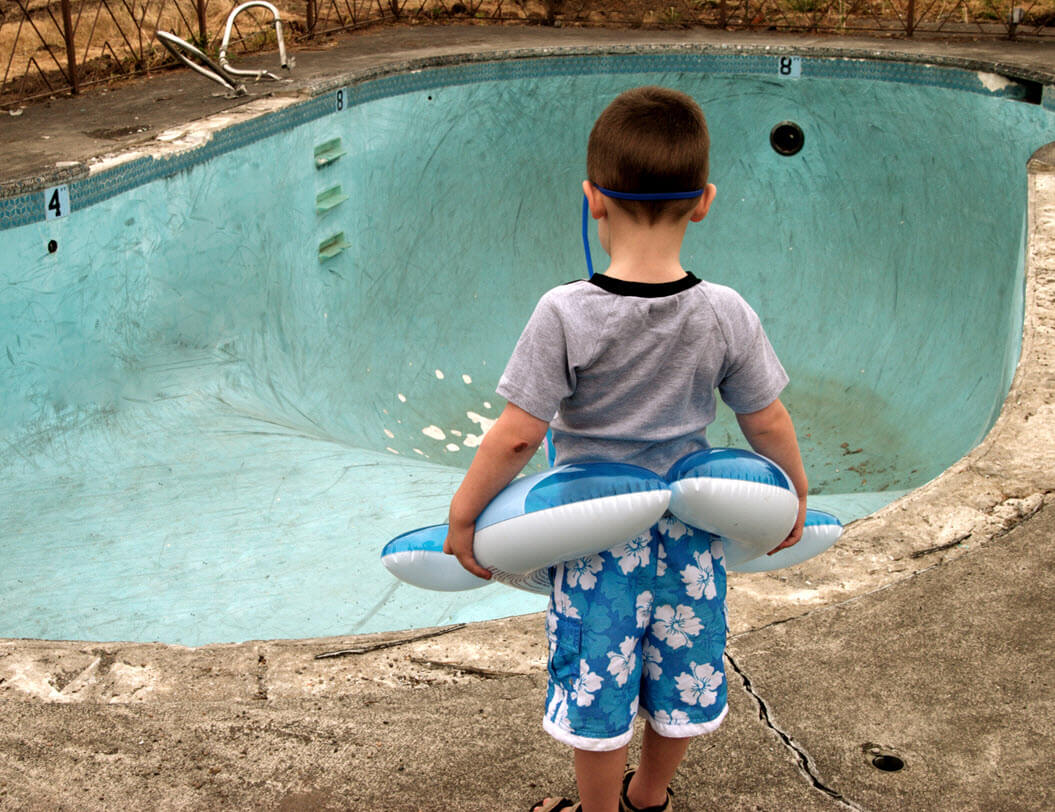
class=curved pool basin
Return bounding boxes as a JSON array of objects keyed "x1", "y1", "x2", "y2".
[{"x1": 1, "y1": 50, "x2": 1052, "y2": 644}]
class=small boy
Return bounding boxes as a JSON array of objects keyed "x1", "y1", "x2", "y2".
[{"x1": 445, "y1": 86, "x2": 808, "y2": 812}]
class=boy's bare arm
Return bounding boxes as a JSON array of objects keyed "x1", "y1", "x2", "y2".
[
  {"x1": 736, "y1": 398, "x2": 809, "y2": 554},
  {"x1": 444, "y1": 402, "x2": 550, "y2": 578}
]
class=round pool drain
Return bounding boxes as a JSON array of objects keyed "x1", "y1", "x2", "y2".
[
  {"x1": 770, "y1": 121, "x2": 804, "y2": 156},
  {"x1": 871, "y1": 754, "x2": 905, "y2": 772}
]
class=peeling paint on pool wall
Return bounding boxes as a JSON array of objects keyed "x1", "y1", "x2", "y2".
[{"x1": 0, "y1": 54, "x2": 1052, "y2": 645}]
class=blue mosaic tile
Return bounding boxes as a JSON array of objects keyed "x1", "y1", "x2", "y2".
[
  {"x1": 2, "y1": 49, "x2": 1051, "y2": 232},
  {"x1": 0, "y1": 193, "x2": 41, "y2": 228}
]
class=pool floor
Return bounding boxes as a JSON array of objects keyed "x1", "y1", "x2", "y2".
[{"x1": 1, "y1": 364, "x2": 552, "y2": 644}]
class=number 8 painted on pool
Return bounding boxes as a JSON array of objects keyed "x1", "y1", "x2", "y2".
[
  {"x1": 778, "y1": 56, "x2": 802, "y2": 78},
  {"x1": 336, "y1": 88, "x2": 345, "y2": 112}
]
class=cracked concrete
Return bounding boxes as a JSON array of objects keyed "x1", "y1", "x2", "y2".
[
  {"x1": 2, "y1": 495, "x2": 1052, "y2": 810},
  {"x1": 725, "y1": 651, "x2": 864, "y2": 811},
  {"x1": 1, "y1": 23, "x2": 1054, "y2": 810},
  {"x1": 726, "y1": 499, "x2": 1055, "y2": 812}
]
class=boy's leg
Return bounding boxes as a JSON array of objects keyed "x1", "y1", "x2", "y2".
[
  {"x1": 625, "y1": 725, "x2": 690, "y2": 809},
  {"x1": 575, "y1": 744, "x2": 629, "y2": 812},
  {"x1": 542, "y1": 538, "x2": 658, "y2": 811},
  {"x1": 630, "y1": 517, "x2": 729, "y2": 808}
]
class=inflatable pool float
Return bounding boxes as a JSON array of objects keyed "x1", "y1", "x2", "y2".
[
  {"x1": 382, "y1": 462, "x2": 670, "y2": 593},
  {"x1": 666, "y1": 447, "x2": 800, "y2": 566},
  {"x1": 381, "y1": 448, "x2": 842, "y2": 592},
  {"x1": 727, "y1": 508, "x2": 843, "y2": 572}
]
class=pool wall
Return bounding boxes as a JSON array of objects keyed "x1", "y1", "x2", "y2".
[
  {"x1": 1, "y1": 47, "x2": 1054, "y2": 644},
  {"x1": 4, "y1": 54, "x2": 1052, "y2": 476}
]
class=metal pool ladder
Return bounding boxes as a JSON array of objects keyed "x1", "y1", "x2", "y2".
[{"x1": 157, "y1": 1, "x2": 293, "y2": 96}]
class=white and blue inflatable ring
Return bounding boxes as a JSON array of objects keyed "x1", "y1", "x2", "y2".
[
  {"x1": 473, "y1": 463, "x2": 671, "y2": 575},
  {"x1": 666, "y1": 447, "x2": 800, "y2": 566},
  {"x1": 382, "y1": 463, "x2": 670, "y2": 593},
  {"x1": 380, "y1": 448, "x2": 842, "y2": 593},
  {"x1": 727, "y1": 508, "x2": 843, "y2": 572}
]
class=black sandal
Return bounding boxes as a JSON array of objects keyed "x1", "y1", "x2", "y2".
[
  {"x1": 620, "y1": 768, "x2": 674, "y2": 812},
  {"x1": 530, "y1": 797, "x2": 580, "y2": 812}
]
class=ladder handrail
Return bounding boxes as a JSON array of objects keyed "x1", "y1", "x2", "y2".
[
  {"x1": 156, "y1": 0, "x2": 292, "y2": 93},
  {"x1": 155, "y1": 30, "x2": 245, "y2": 95},
  {"x1": 219, "y1": 1, "x2": 292, "y2": 81}
]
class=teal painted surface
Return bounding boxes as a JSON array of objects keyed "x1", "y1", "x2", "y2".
[{"x1": 1, "y1": 64, "x2": 1052, "y2": 644}]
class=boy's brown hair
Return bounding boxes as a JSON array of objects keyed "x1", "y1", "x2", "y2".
[{"x1": 587, "y1": 86, "x2": 710, "y2": 225}]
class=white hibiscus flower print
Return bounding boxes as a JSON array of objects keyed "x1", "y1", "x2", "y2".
[
  {"x1": 552, "y1": 589, "x2": 581, "y2": 619},
  {"x1": 675, "y1": 662, "x2": 723, "y2": 707},
  {"x1": 571, "y1": 659, "x2": 603, "y2": 707},
  {"x1": 547, "y1": 590, "x2": 579, "y2": 647},
  {"x1": 651, "y1": 604, "x2": 702, "y2": 649},
  {"x1": 635, "y1": 591, "x2": 654, "y2": 629},
  {"x1": 642, "y1": 641, "x2": 663, "y2": 680},
  {"x1": 651, "y1": 708, "x2": 690, "y2": 726},
  {"x1": 546, "y1": 683, "x2": 567, "y2": 720},
  {"x1": 656, "y1": 542, "x2": 668, "y2": 577},
  {"x1": 606, "y1": 636, "x2": 637, "y2": 687},
  {"x1": 680, "y1": 551, "x2": 716, "y2": 600},
  {"x1": 612, "y1": 532, "x2": 651, "y2": 574},
  {"x1": 658, "y1": 516, "x2": 690, "y2": 540},
  {"x1": 565, "y1": 555, "x2": 604, "y2": 590},
  {"x1": 709, "y1": 536, "x2": 725, "y2": 562}
]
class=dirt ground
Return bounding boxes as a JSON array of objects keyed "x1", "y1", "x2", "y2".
[{"x1": 4, "y1": 0, "x2": 1055, "y2": 106}]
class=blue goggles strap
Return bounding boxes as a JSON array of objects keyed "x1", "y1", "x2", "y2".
[
  {"x1": 582, "y1": 195, "x2": 595, "y2": 278},
  {"x1": 595, "y1": 185, "x2": 705, "y2": 201}
]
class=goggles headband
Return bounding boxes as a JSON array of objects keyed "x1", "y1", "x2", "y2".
[{"x1": 595, "y1": 185, "x2": 705, "y2": 201}]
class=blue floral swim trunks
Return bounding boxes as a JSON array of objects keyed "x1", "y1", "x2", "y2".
[{"x1": 543, "y1": 515, "x2": 729, "y2": 751}]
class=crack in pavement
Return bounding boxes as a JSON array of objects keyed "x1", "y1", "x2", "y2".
[{"x1": 725, "y1": 651, "x2": 867, "y2": 811}]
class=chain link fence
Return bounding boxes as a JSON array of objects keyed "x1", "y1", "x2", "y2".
[{"x1": 2, "y1": 0, "x2": 1053, "y2": 106}]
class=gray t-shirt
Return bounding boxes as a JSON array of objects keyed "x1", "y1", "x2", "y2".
[{"x1": 496, "y1": 272, "x2": 788, "y2": 475}]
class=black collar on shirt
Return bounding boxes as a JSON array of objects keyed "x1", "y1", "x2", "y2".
[{"x1": 588, "y1": 272, "x2": 701, "y2": 298}]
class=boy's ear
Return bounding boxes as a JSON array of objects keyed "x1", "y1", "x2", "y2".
[
  {"x1": 582, "y1": 180, "x2": 608, "y2": 220},
  {"x1": 689, "y1": 184, "x2": 717, "y2": 222}
]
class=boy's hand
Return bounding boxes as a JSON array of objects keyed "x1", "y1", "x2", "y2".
[
  {"x1": 443, "y1": 520, "x2": 492, "y2": 580},
  {"x1": 736, "y1": 399, "x2": 809, "y2": 558},
  {"x1": 768, "y1": 494, "x2": 807, "y2": 555}
]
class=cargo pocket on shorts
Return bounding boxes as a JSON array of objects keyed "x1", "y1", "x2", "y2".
[{"x1": 548, "y1": 613, "x2": 583, "y2": 689}]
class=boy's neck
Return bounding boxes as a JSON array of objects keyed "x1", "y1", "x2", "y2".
[{"x1": 601, "y1": 214, "x2": 694, "y2": 285}]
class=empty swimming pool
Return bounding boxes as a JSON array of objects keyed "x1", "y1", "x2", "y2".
[{"x1": 2, "y1": 49, "x2": 1053, "y2": 645}]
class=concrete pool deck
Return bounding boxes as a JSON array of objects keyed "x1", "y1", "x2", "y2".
[{"x1": 2, "y1": 23, "x2": 1054, "y2": 810}]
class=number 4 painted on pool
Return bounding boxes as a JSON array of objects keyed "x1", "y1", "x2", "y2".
[
  {"x1": 778, "y1": 56, "x2": 802, "y2": 78},
  {"x1": 44, "y1": 185, "x2": 70, "y2": 220}
]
